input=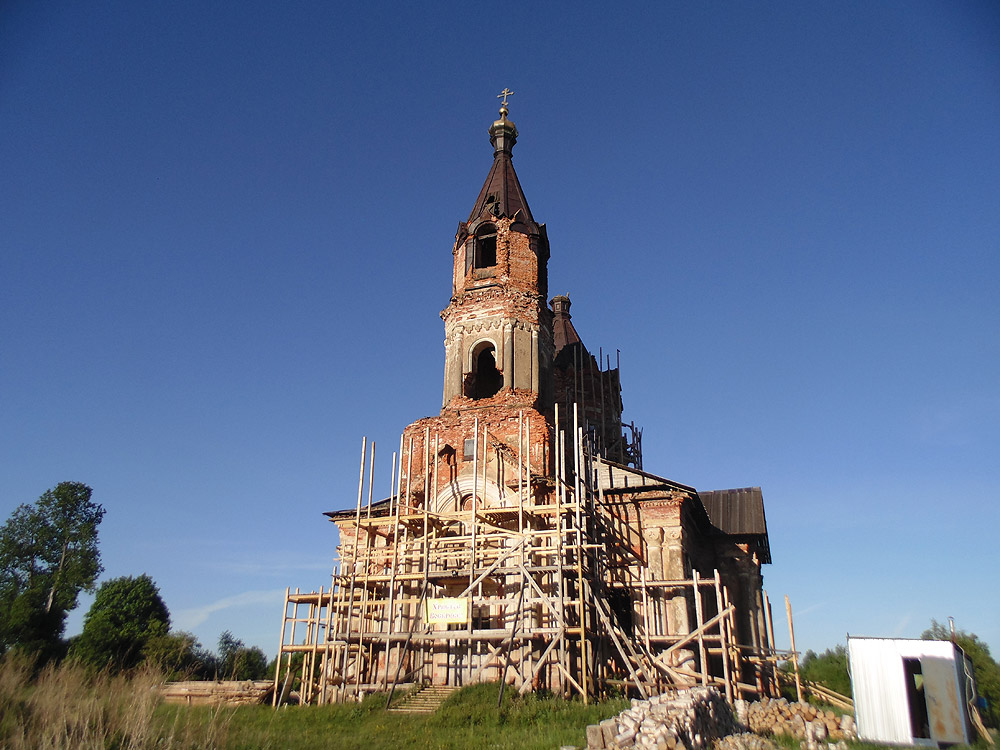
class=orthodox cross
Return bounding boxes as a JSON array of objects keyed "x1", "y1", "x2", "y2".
[{"x1": 497, "y1": 88, "x2": 514, "y2": 106}]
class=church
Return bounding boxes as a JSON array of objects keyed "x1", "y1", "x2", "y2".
[{"x1": 275, "y1": 95, "x2": 778, "y2": 705}]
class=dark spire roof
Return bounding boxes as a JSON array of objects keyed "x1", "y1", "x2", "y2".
[
  {"x1": 551, "y1": 295, "x2": 583, "y2": 354},
  {"x1": 467, "y1": 103, "x2": 535, "y2": 225}
]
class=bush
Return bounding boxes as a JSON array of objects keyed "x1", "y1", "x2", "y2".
[
  {"x1": 800, "y1": 645, "x2": 851, "y2": 696},
  {"x1": 780, "y1": 645, "x2": 851, "y2": 701},
  {"x1": 143, "y1": 631, "x2": 218, "y2": 680},
  {"x1": 217, "y1": 631, "x2": 268, "y2": 681}
]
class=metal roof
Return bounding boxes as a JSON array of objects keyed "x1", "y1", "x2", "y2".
[
  {"x1": 698, "y1": 487, "x2": 768, "y2": 536},
  {"x1": 593, "y1": 460, "x2": 695, "y2": 495},
  {"x1": 466, "y1": 110, "x2": 536, "y2": 227},
  {"x1": 467, "y1": 149, "x2": 535, "y2": 226},
  {"x1": 551, "y1": 296, "x2": 583, "y2": 355}
]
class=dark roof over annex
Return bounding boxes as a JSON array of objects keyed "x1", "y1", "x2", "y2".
[{"x1": 699, "y1": 486, "x2": 771, "y2": 563}]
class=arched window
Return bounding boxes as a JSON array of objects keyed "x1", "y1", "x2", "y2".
[
  {"x1": 466, "y1": 341, "x2": 503, "y2": 399},
  {"x1": 474, "y1": 223, "x2": 497, "y2": 269}
]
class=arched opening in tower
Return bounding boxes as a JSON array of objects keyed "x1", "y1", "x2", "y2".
[
  {"x1": 468, "y1": 344, "x2": 503, "y2": 399},
  {"x1": 474, "y1": 224, "x2": 497, "y2": 268}
]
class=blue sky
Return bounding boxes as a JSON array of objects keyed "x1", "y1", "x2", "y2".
[{"x1": 2, "y1": 1, "x2": 998, "y2": 660}]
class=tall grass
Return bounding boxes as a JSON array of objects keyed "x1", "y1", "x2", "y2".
[
  {"x1": 0, "y1": 653, "x2": 231, "y2": 750},
  {"x1": 1, "y1": 656, "x2": 627, "y2": 750}
]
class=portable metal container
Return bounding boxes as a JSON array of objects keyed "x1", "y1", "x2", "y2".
[{"x1": 848, "y1": 636, "x2": 978, "y2": 746}]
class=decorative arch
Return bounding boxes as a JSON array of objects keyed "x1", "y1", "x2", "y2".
[
  {"x1": 432, "y1": 476, "x2": 511, "y2": 514},
  {"x1": 465, "y1": 336, "x2": 500, "y2": 372},
  {"x1": 465, "y1": 338, "x2": 503, "y2": 399}
]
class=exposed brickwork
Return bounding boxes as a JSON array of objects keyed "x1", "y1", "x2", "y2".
[
  {"x1": 451, "y1": 216, "x2": 545, "y2": 301},
  {"x1": 300, "y1": 106, "x2": 776, "y2": 703},
  {"x1": 401, "y1": 403, "x2": 551, "y2": 506},
  {"x1": 442, "y1": 212, "x2": 553, "y2": 408}
]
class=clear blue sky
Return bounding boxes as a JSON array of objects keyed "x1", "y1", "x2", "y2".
[{"x1": 2, "y1": 1, "x2": 998, "y2": 661}]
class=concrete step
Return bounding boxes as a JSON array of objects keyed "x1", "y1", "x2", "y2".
[{"x1": 387, "y1": 685, "x2": 459, "y2": 714}]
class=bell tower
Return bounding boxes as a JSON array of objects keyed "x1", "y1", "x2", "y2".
[{"x1": 441, "y1": 94, "x2": 553, "y2": 412}]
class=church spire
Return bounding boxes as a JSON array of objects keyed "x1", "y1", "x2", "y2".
[
  {"x1": 440, "y1": 95, "x2": 553, "y2": 411},
  {"x1": 467, "y1": 90, "x2": 535, "y2": 226}
]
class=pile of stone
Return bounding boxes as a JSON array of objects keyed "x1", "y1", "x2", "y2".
[
  {"x1": 742, "y1": 697, "x2": 856, "y2": 744},
  {"x1": 714, "y1": 734, "x2": 779, "y2": 750},
  {"x1": 583, "y1": 689, "x2": 858, "y2": 750},
  {"x1": 585, "y1": 687, "x2": 741, "y2": 750}
]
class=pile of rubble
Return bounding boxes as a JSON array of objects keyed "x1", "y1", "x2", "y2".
[
  {"x1": 714, "y1": 734, "x2": 779, "y2": 750},
  {"x1": 585, "y1": 687, "x2": 740, "y2": 750},
  {"x1": 741, "y1": 697, "x2": 856, "y2": 743},
  {"x1": 584, "y1": 689, "x2": 856, "y2": 750}
]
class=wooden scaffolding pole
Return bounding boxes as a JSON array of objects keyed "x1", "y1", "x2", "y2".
[
  {"x1": 573, "y1": 404, "x2": 589, "y2": 703},
  {"x1": 382, "y1": 443, "x2": 402, "y2": 691},
  {"x1": 353, "y1": 442, "x2": 376, "y2": 698},
  {"x1": 785, "y1": 595, "x2": 803, "y2": 702},
  {"x1": 692, "y1": 571, "x2": 707, "y2": 686},
  {"x1": 319, "y1": 585, "x2": 334, "y2": 704},
  {"x1": 420, "y1": 426, "x2": 430, "y2": 684},
  {"x1": 273, "y1": 587, "x2": 290, "y2": 707},
  {"x1": 337, "y1": 437, "x2": 367, "y2": 699},
  {"x1": 554, "y1": 405, "x2": 566, "y2": 696},
  {"x1": 722, "y1": 584, "x2": 739, "y2": 700},
  {"x1": 714, "y1": 570, "x2": 733, "y2": 703},
  {"x1": 763, "y1": 590, "x2": 778, "y2": 696}
]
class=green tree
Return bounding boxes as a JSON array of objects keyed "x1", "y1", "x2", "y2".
[
  {"x1": 0, "y1": 482, "x2": 105, "y2": 659},
  {"x1": 217, "y1": 630, "x2": 268, "y2": 680},
  {"x1": 71, "y1": 574, "x2": 169, "y2": 672},
  {"x1": 779, "y1": 645, "x2": 851, "y2": 702},
  {"x1": 799, "y1": 645, "x2": 851, "y2": 696},
  {"x1": 922, "y1": 620, "x2": 1000, "y2": 728}
]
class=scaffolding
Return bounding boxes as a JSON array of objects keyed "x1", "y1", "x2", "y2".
[{"x1": 274, "y1": 405, "x2": 779, "y2": 705}]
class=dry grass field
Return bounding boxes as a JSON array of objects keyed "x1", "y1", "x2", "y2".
[{"x1": 0, "y1": 655, "x2": 627, "y2": 749}]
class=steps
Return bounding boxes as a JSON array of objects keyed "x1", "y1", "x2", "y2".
[{"x1": 387, "y1": 685, "x2": 458, "y2": 714}]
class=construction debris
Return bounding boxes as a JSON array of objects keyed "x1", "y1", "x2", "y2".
[
  {"x1": 159, "y1": 680, "x2": 272, "y2": 706},
  {"x1": 585, "y1": 687, "x2": 740, "y2": 750},
  {"x1": 743, "y1": 697, "x2": 856, "y2": 742},
  {"x1": 584, "y1": 688, "x2": 857, "y2": 750}
]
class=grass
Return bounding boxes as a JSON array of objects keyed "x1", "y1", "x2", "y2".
[
  {"x1": 1, "y1": 654, "x2": 627, "y2": 750},
  {"x1": 5, "y1": 655, "x2": 995, "y2": 750},
  {"x1": 0, "y1": 653, "x2": 231, "y2": 749},
  {"x1": 177, "y1": 682, "x2": 630, "y2": 750}
]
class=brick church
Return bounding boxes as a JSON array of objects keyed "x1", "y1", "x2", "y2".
[{"x1": 276, "y1": 95, "x2": 777, "y2": 705}]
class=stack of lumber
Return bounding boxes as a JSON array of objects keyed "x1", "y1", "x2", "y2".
[{"x1": 159, "y1": 680, "x2": 273, "y2": 706}]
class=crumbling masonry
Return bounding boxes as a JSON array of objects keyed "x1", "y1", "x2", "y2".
[{"x1": 275, "y1": 100, "x2": 779, "y2": 704}]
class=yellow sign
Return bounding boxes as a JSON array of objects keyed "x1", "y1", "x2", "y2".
[{"x1": 425, "y1": 597, "x2": 468, "y2": 624}]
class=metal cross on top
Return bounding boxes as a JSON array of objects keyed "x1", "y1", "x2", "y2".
[{"x1": 497, "y1": 88, "x2": 514, "y2": 106}]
